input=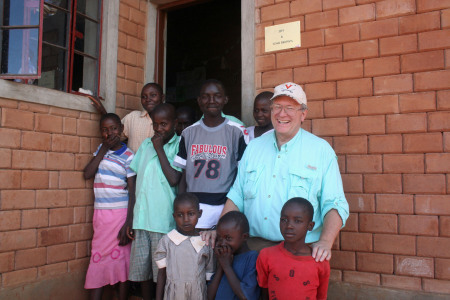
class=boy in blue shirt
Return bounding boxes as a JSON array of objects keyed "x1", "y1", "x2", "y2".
[{"x1": 207, "y1": 211, "x2": 260, "y2": 300}]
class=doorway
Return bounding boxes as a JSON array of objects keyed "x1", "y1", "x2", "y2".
[{"x1": 157, "y1": 0, "x2": 242, "y2": 120}]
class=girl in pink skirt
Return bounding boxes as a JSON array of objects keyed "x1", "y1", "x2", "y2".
[{"x1": 84, "y1": 113, "x2": 137, "y2": 300}]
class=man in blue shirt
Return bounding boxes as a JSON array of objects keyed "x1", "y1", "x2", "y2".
[{"x1": 205, "y1": 82, "x2": 349, "y2": 263}]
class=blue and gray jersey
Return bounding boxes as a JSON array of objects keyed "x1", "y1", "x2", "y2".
[{"x1": 174, "y1": 119, "x2": 249, "y2": 205}]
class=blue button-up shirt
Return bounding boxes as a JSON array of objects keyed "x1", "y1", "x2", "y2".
[{"x1": 227, "y1": 129, "x2": 349, "y2": 242}]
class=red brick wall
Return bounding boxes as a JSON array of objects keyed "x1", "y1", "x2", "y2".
[
  {"x1": 116, "y1": 0, "x2": 148, "y2": 118},
  {"x1": 256, "y1": 0, "x2": 450, "y2": 294},
  {"x1": 0, "y1": 0, "x2": 147, "y2": 295},
  {"x1": 0, "y1": 102, "x2": 99, "y2": 291}
]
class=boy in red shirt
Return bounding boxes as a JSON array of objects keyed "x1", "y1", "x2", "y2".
[{"x1": 256, "y1": 198, "x2": 330, "y2": 300}]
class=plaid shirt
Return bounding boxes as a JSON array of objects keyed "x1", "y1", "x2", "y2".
[{"x1": 122, "y1": 110, "x2": 154, "y2": 153}]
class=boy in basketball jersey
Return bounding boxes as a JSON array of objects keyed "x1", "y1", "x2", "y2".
[{"x1": 174, "y1": 79, "x2": 248, "y2": 229}]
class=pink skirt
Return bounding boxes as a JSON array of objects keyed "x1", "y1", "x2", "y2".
[{"x1": 85, "y1": 208, "x2": 131, "y2": 289}]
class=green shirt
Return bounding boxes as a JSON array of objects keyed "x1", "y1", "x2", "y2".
[{"x1": 130, "y1": 134, "x2": 181, "y2": 233}]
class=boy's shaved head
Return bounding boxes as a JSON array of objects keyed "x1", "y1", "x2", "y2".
[
  {"x1": 173, "y1": 192, "x2": 200, "y2": 211},
  {"x1": 150, "y1": 103, "x2": 176, "y2": 120},
  {"x1": 143, "y1": 82, "x2": 163, "y2": 95},
  {"x1": 282, "y1": 198, "x2": 314, "y2": 222},
  {"x1": 200, "y1": 79, "x2": 227, "y2": 96},
  {"x1": 100, "y1": 113, "x2": 121, "y2": 126},
  {"x1": 218, "y1": 211, "x2": 250, "y2": 234},
  {"x1": 176, "y1": 105, "x2": 196, "y2": 120},
  {"x1": 255, "y1": 91, "x2": 274, "y2": 102}
]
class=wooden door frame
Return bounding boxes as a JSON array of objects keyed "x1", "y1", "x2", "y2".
[
  {"x1": 147, "y1": 0, "x2": 255, "y2": 125},
  {"x1": 155, "y1": 0, "x2": 207, "y2": 84}
]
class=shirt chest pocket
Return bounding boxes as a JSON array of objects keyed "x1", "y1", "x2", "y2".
[
  {"x1": 243, "y1": 166, "x2": 264, "y2": 200},
  {"x1": 287, "y1": 168, "x2": 317, "y2": 200}
]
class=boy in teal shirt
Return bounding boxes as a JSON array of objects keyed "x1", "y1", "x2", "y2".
[{"x1": 126, "y1": 103, "x2": 181, "y2": 300}]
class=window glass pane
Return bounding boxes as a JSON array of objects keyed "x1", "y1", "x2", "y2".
[
  {"x1": 0, "y1": 28, "x2": 38, "y2": 75},
  {"x1": 2, "y1": 0, "x2": 40, "y2": 26},
  {"x1": 76, "y1": 0, "x2": 99, "y2": 20},
  {"x1": 74, "y1": 15, "x2": 98, "y2": 58},
  {"x1": 71, "y1": 53, "x2": 97, "y2": 95},
  {"x1": 44, "y1": 0, "x2": 69, "y2": 10},
  {"x1": 43, "y1": 5, "x2": 68, "y2": 47},
  {"x1": 35, "y1": 43, "x2": 66, "y2": 90}
]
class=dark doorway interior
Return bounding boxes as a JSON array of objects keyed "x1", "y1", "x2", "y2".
[{"x1": 165, "y1": 0, "x2": 241, "y2": 120}]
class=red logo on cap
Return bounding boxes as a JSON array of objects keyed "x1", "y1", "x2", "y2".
[{"x1": 285, "y1": 84, "x2": 293, "y2": 89}]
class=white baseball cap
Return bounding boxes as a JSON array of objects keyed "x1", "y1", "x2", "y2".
[{"x1": 270, "y1": 82, "x2": 307, "y2": 107}]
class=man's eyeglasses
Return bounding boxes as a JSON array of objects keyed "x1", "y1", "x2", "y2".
[{"x1": 271, "y1": 104, "x2": 303, "y2": 116}]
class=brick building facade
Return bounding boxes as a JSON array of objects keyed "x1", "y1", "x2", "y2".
[{"x1": 0, "y1": 0, "x2": 449, "y2": 299}]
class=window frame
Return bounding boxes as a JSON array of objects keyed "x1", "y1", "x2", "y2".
[
  {"x1": 1, "y1": 0, "x2": 103, "y2": 96},
  {"x1": 67, "y1": 0, "x2": 103, "y2": 96},
  {"x1": 0, "y1": 0, "x2": 44, "y2": 79},
  {"x1": 0, "y1": 0, "x2": 118, "y2": 113}
]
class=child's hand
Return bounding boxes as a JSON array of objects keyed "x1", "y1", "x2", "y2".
[
  {"x1": 151, "y1": 132, "x2": 164, "y2": 150},
  {"x1": 215, "y1": 245, "x2": 233, "y2": 268},
  {"x1": 200, "y1": 230, "x2": 217, "y2": 248},
  {"x1": 126, "y1": 226, "x2": 135, "y2": 240},
  {"x1": 88, "y1": 96, "x2": 107, "y2": 115},
  {"x1": 117, "y1": 221, "x2": 132, "y2": 246},
  {"x1": 102, "y1": 135, "x2": 120, "y2": 150}
]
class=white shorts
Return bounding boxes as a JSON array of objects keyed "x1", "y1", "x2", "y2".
[{"x1": 196, "y1": 203, "x2": 225, "y2": 229}]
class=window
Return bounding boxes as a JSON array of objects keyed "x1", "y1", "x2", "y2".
[{"x1": 0, "y1": 0, "x2": 102, "y2": 96}]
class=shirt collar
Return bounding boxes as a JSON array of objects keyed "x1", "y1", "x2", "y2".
[
  {"x1": 140, "y1": 110, "x2": 150, "y2": 117},
  {"x1": 272, "y1": 128, "x2": 303, "y2": 152},
  {"x1": 166, "y1": 133, "x2": 179, "y2": 146},
  {"x1": 167, "y1": 229, "x2": 206, "y2": 253},
  {"x1": 201, "y1": 111, "x2": 227, "y2": 119},
  {"x1": 113, "y1": 143, "x2": 128, "y2": 155}
]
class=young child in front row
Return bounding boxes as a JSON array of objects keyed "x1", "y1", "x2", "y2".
[
  {"x1": 246, "y1": 91, "x2": 274, "y2": 141},
  {"x1": 257, "y1": 198, "x2": 330, "y2": 300},
  {"x1": 126, "y1": 103, "x2": 182, "y2": 300},
  {"x1": 155, "y1": 193, "x2": 214, "y2": 300},
  {"x1": 83, "y1": 113, "x2": 136, "y2": 300},
  {"x1": 207, "y1": 211, "x2": 260, "y2": 300}
]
